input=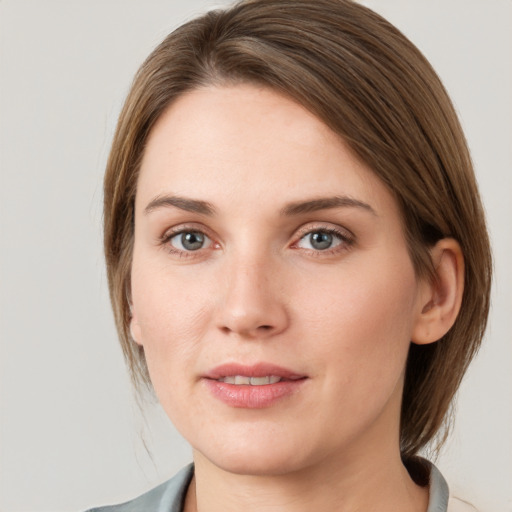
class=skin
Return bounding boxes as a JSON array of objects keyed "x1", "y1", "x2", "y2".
[{"x1": 130, "y1": 84, "x2": 463, "y2": 512}]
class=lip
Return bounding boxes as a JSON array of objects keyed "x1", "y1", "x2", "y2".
[
  {"x1": 202, "y1": 363, "x2": 308, "y2": 409},
  {"x1": 204, "y1": 362, "x2": 305, "y2": 381}
]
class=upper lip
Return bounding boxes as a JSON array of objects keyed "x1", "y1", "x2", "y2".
[{"x1": 204, "y1": 363, "x2": 306, "y2": 381}]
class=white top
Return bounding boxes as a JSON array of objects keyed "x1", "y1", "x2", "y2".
[
  {"x1": 448, "y1": 497, "x2": 479, "y2": 512},
  {"x1": 429, "y1": 462, "x2": 478, "y2": 511}
]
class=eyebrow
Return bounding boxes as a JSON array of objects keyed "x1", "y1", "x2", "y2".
[
  {"x1": 281, "y1": 196, "x2": 377, "y2": 216},
  {"x1": 144, "y1": 195, "x2": 215, "y2": 215},
  {"x1": 143, "y1": 194, "x2": 376, "y2": 217}
]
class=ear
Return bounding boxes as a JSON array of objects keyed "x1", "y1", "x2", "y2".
[
  {"x1": 129, "y1": 304, "x2": 143, "y2": 346},
  {"x1": 411, "y1": 238, "x2": 464, "y2": 345}
]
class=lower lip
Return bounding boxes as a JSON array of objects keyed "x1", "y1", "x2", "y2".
[{"x1": 203, "y1": 379, "x2": 306, "y2": 408}]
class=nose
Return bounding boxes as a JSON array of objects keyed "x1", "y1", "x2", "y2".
[{"x1": 216, "y1": 256, "x2": 289, "y2": 339}]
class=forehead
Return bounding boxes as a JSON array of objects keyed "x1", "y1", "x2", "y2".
[{"x1": 137, "y1": 84, "x2": 398, "y2": 219}]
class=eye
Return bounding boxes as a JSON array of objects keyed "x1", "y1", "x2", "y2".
[
  {"x1": 296, "y1": 228, "x2": 352, "y2": 252},
  {"x1": 168, "y1": 231, "x2": 212, "y2": 252}
]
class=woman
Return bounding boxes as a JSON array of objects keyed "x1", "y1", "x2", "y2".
[{"x1": 91, "y1": 0, "x2": 492, "y2": 510}]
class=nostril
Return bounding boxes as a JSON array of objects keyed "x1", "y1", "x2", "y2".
[{"x1": 220, "y1": 324, "x2": 273, "y2": 335}]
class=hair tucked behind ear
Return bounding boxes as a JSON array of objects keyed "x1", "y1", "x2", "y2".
[{"x1": 103, "y1": 0, "x2": 492, "y2": 462}]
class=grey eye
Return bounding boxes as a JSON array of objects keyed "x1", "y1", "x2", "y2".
[
  {"x1": 297, "y1": 230, "x2": 343, "y2": 251},
  {"x1": 170, "y1": 231, "x2": 211, "y2": 251},
  {"x1": 309, "y1": 232, "x2": 333, "y2": 250}
]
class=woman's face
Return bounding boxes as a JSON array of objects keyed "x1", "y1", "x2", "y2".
[{"x1": 131, "y1": 85, "x2": 429, "y2": 475}]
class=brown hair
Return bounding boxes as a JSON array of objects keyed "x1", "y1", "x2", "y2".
[{"x1": 103, "y1": 0, "x2": 492, "y2": 462}]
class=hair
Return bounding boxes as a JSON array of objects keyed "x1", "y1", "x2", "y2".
[{"x1": 103, "y1": 0, "x2": 492, "y2": 464}]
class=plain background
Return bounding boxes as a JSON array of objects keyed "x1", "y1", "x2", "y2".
[{"x1": 0, "y1": 1, "x2": 510, "y2": 511}]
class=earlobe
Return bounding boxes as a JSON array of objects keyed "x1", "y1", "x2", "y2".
[
  {"x1": 411, "y1": 238, "x2": 464, "y2": 345},
  {"x1": 129, "y1": 307, "x2": 143, "y2": 346}
]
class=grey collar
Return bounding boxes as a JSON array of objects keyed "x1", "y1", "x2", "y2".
[{"x1": 427, "y1": 461, "x2": 450, "y2": 512}]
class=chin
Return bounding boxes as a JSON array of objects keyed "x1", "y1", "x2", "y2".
[
  {"x1": 193, "y1": 428, "x2": 324, "y2": 477},
  {"x1": 203, "y1": 450, "x2": 308, "y2": 477}
]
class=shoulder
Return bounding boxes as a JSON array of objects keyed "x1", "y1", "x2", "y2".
[
  {"x1": 85, "y1": 464, "x2": 194, "y2": 512},
  {"x1": 448, "y1": 496, "x2": 479, "y2": 512}
]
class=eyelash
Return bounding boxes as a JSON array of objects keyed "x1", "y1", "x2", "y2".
[{"x1": 159, "y1": 224, "x2": 355, "y2": 258}]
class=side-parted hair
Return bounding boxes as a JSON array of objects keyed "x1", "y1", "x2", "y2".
[{"x1": 103, "y1": 0, "x2": 492, "y2": 463}]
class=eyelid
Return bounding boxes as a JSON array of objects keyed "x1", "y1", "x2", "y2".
[
  {"x1": 161, "y1": 222, "x2": 214, "y2": 241},
  {"x1": 293, "y1": 222, "x2": 354, "y2": 241}
]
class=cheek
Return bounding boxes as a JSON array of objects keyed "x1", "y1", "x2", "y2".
[
  {"x1": 298, "y1": 256, "x2": 418, "y2": 378},
  {"x1": 289, "y1": 260, "x2": 418, "y2": 443},
  {"x1": 130, "y1": 260, "x2": 213, "y2": 372},
  {"x1": 130, "y1": 267, "x2": 212, "y2": 421}
]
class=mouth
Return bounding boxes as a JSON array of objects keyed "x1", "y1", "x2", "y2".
[
  {"x1": 204, "y1": 362, "x2": 306, "y2": 383},
  {"x1": 216, "y1": 375, "x2": 300, "y2": 385},
  {"x1": 203, "y1": 363, "x2": 307, "y2": 408}
]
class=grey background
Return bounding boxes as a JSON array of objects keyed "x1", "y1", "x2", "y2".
[{"x1": 0, "y1": 1, "x2": 510, "y2": 511}]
